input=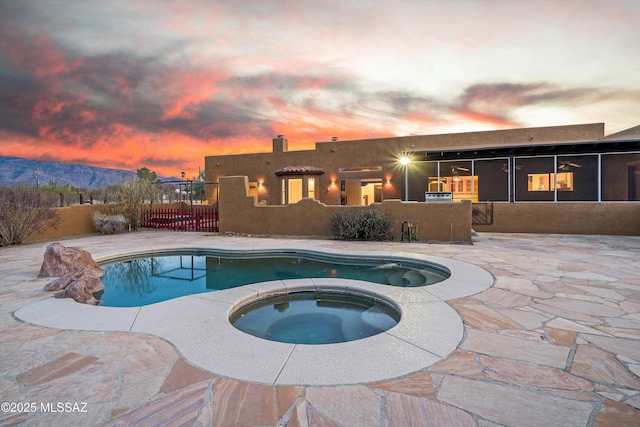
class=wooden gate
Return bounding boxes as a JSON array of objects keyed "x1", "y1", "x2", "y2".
[{"x1": 140, "y1": 207, "x2": 219, "y2": 232}]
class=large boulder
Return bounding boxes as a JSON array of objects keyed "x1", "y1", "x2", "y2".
[
  {"x1": 39, "y1": 242, "x2": 103, "y2": 278},
  {"x1": 45, "y1": 270, "x2": 104, "y2": 305}
]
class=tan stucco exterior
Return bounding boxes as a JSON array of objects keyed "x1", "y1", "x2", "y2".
[
  {"x1": 203, "y1": 122, "x2": 640, "y2": 237},
  {"x1": 205, "y1": 123, "x2": 605, "y2": 206},
  {"x1": 473, "y1": 202, "x2": 640, "y2": 235},
  {"x1": 25, "y1": 202, "x2": 186, "y2": 243},
  {"x1": 27, "y1": 204, "x2": 103, "y2": 242},
  {"x1": 218, "y1": 176, "x2": 472, "y2": 241}
]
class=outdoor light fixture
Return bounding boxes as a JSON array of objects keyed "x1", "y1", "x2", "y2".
[{"x1": 399, "y1": 153, "x2": 411, "y2": 201}]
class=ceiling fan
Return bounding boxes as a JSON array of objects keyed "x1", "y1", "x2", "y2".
[
  {"x1": 451, "y1": 165, "x2": 469, "y2": 174},
  {"x1": 558, "y1": 161, "x2": 581, "y2": 170},
  {"x1": 501, "y1": 163, "x2": 523, "y2": 173}
]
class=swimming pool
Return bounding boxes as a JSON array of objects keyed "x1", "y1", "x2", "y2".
[
  {"x1": 98, "y1": 249, "x2": 450, "y2": 307},
  {"x1": 17, "y1": 235, "x2": 494, "y2": 385}
]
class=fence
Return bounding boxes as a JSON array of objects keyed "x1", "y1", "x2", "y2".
[
  {"x1": 140, "y1": 207, "x2": 219, "y2": 232},
  {"x1": 472, "y1": 202, "x2": 494, "y2": 225}
]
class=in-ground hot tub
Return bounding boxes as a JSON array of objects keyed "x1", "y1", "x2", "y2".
[{"x1": 230, "y1": 290, "x2": 401, "y2": 344}]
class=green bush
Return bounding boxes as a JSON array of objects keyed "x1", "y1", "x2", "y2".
[{"x1": 329, "y1": 207, "x2": 393, "y2": 241}]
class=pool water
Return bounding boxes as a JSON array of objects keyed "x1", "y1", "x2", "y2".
[
  {"x1": 97, "y1": 251, "x2": 449, "y2": 307},
  {"x1": 230, "y1": 291, "x2": 400, "y2": 344}
]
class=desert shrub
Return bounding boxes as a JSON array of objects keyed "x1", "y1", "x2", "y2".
[
  {"x1": 329, "y1": 207, "x2": 393, "y2": 241},
  {"x1": 0, "y1": 185, "x2": 61, "y2": 246},
  {"x1": 102, "y1": 178, "x2": 159, "y2": 230},
  {"x1": 93, "y1": 212, "x2": 127, "y2": 234}
]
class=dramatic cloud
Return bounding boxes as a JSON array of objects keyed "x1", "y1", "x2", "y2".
[{"x1": 0, "y1": 0, "x2": 638, "y2": 177}]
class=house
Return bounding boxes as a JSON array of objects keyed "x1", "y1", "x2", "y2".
[{"x1": 205, "y1": 123, "x2": 640, "y2": 236}]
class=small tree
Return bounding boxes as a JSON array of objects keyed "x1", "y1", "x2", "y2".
[
  {"x1": 104, "y1": 178, "x2": 159, "y2": 230},
  {"x1": 0, "y1": 185, "x2": 61, "y2": 246},
  {"x1": 136, "y1": 167, "x2": 158, "y2": 182},
  {"x1": 191, "y1": 169, "x2": 206, "y2": 202}
]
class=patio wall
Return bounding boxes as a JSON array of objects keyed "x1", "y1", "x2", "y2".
[
  {"x1": 218, "y1": 176, "x2": 472, "y2": 242},
  {"x1": 24, "y1": 181, "x2": 638, "y2": 243},
  {"x1": 27, "y1": 204, "x2": 103, "y2": 242},
  {"x1": 26, "y1": 202, "x2": 186, "y2": 243},
  {"x1": 473, "y1": 202, "x2": 640, "y2": 235}
]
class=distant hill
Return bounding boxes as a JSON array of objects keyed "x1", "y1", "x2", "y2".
[{"x1": 0, "y1": 156, "x2": 172, "y2": 189}]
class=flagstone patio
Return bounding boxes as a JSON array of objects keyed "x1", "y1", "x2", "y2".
[{"x1": 0, "y1": 231, "x2": 639, "y2": 426}]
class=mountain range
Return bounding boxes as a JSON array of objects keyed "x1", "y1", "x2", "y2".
[{"x1": 0, "y1": 156, "x2": 172, "y2": 189}]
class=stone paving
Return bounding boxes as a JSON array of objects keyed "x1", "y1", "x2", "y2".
[{"x1": 0, "y1": 231, "x2": 639, "y2": 426}]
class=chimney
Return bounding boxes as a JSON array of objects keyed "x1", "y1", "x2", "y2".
[{"x1": 273, "y1": 135, "x2": 288, "y2": 153}]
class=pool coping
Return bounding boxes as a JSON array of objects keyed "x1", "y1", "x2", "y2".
[{"x1": 15, "y1": 244, "x2": 494, "y2": 386}]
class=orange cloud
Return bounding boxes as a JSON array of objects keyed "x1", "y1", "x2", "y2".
[
  {"x1": 155, "y1": 69, "x2": 229, "y2": 121},
  {"x1": 2, "y1": 4, "x2": 637, "y2": 185}
]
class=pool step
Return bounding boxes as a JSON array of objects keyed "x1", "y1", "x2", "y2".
[{"x1": 386, "y1": 268, "x2": 429, "y2": 287}]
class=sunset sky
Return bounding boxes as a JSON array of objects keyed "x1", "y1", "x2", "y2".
[{"x1": 1, "y1": 0, "x2": 639, "y2": 178}]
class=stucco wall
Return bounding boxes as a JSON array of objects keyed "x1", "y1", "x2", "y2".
[
  {"x1": 25, "y1": 202, "x2": 187, "y2": 242},
  {"x1": 473, "y1": 202, "x2": 640, "y2": 235},
  {"x1": 27, "y1": 204, "x2": 103, "y2": 242},
  {"x1": 376, "y1": 200, "x2": 472, "y2": 242},
  {"x1": 218, "y1": 176, "x2": 472, "y2": 242},
  {"x1": 24, "y1": 177, "x2": 637, "y2": 244}
]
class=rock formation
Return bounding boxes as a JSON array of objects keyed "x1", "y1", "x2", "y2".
[
  {"x1": 40, "y1": 242, "x2": 105, "y2": 305},
  {"x1": 44, "y1": 270, "x2": 104, "y2": 305},
  {"x1": 39, "y1": 242, "x2": 103, "y2": 277}
]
